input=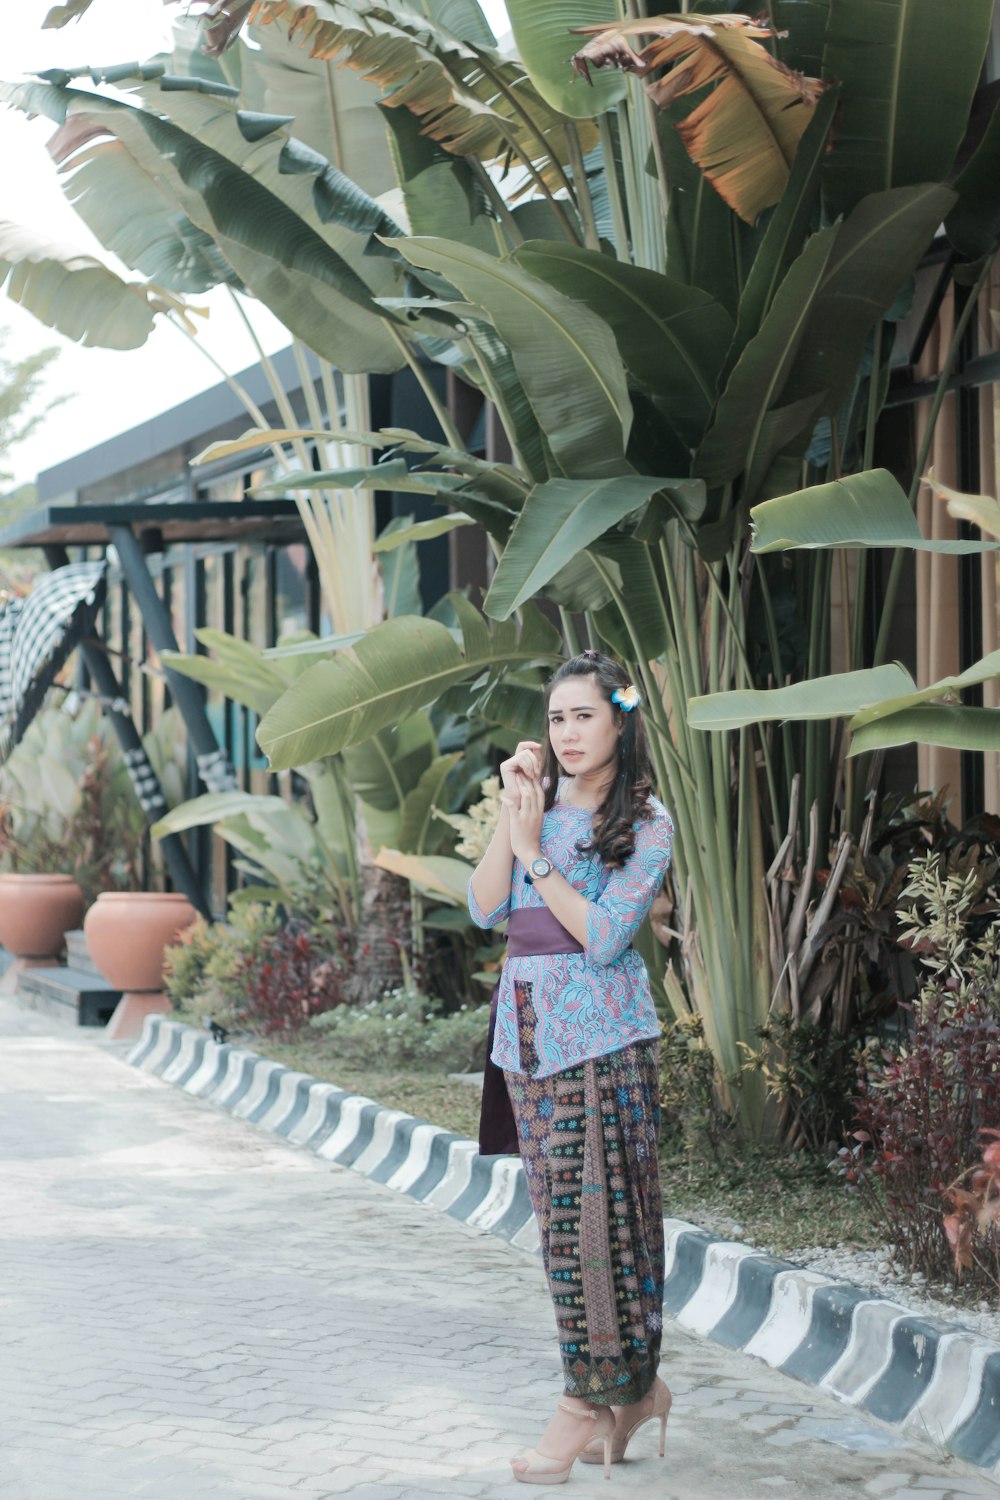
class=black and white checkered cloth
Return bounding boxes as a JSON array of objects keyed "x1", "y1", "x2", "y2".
[
  {"x1": 0, "y1": 596, "x2": 25, "y2": 723},
  {"x1": 0, "y1": 561, "x2": 107, "y2": 760}
]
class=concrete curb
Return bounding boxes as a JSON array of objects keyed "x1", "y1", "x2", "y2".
[{"x1": 129, "y1": 1017, "x2": 1000, "y2": 1477}]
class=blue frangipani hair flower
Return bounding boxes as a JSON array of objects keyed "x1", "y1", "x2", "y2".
[{"x1": 611, "y1": 684, "x2": 641, "y2": 712}]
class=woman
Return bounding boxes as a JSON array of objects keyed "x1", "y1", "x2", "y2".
[{"x1": 469, "y1": 649, "x2": 674, "y2": 1486}]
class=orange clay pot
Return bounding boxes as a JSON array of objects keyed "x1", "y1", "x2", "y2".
[
  {"x1": 84, "y1": 891, "x2": 197, "y2": 993},
  {"x1": 0, "y1": 873, "x2": 85, "y2": 959}
]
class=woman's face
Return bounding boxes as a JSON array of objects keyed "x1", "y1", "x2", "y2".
[{"x1": 546, "y1": 674, "x2": 620, "y2": 780}]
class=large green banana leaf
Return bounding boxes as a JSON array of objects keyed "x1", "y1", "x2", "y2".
[
  {"x1": 769, "y1": 0, "x2": 829, "y2": 77},
  {"x1": 848, "y1": 651, "x2": 1000, "y2": 734},
  {"x1": 1, "y1": 77, "x2": 238, "y2": 296},
  {"x1": 236, "y1": 0, "x2": 595, "y2": 188},
  {"x1": 378, "y1": 102, "x2": 494, "y2": 252},
  {"x1": 110, "y1": 70, "x2": 406, "y2": 270},
  {"x1": 53, "y1": 129, "x2": 242, "y2": 294},
  {"x1": 397, "y1": 753, "x2": 461, "y2": 855},
  {"x1": 731, "y1": 87, "x2": 838, "y2": 361},
  {"x1": 695, "y1": 180, "x2": 953, "y2": 486},
  {"x1": 687, "y1": 664, "x2": 915, "y2": 731},
  {"x1": 256, "y1": 595, "x2": 561, "y2": 768},
  {"x1": 512, "y1": 241, "x2": 734, "y2": 448},
  {"x1": 151, "y1": 789, "x2": 308, "y2": 838},
  {"x1": 98, "y1": 88, "x2": 404, "y2": 372},
  {"x1": 0, "y1": 218, "x2": 164, "y2": 349},
  {"x1": 660, "y1": 98, "x2": 749, "y2": 317},
  {"x1": 483, "y1": 474, "x2": 705, "y2": 620},
  {"x1": 259, "y1": 459, "x2": 468, "y2": 496},
  {"x1": 161, "y1": 628, "x2": 294, "y2": 715},
  {"x1": 590, "y1": 534, "x2": 670, "y2": 660},
  {"x1": 504, "y1": 0, "x2": 626, "y2": 117},
  {"x1": 394, "y1": 238, "x2": 632, "y2": 479},
  {"x1": 462, "y1": 320, "x2": 550, "y2": 483},
  {"x1": 238, "y1": 17, "x2": 396, "y2": 187},
  {"x1": 821, "y1": 0, "x2": 993, "y2": 218},
  {"x1": 341, "y1": 713, "x2": 438, "y2": 847},
  {"x1": 779, "y1": 183, "x2": 957, "y2": 419},
  {"x1": 750, "y1": 469, "x2": 1000, "y2": 555},
  {"x1": 849, "y1": 706, "x2": 1000, "y2": 756},
  {"x1": 946, "y1": 99, "x2": 1000, "y2": 262},
  {"x1": 372, "y1": 849, "x2": 473, "y2": 907},
  {"x1": 694, "y1": 225, "x2": 837, "y2": 489},
  {"x1": 2, "y1": 75, "x2": 407, "y2": 373},
  {"x1": 372, "y1": 514, "x2": 475, "y2": 551}
]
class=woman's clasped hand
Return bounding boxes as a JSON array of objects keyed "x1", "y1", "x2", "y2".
[{"x1": 498, "y1": 740, "x2": 545, "y2": 864}]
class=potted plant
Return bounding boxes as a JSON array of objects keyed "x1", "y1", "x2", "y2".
[
  {"x1": 0, "y1": 700, "x2": 192, "y2": 1031},
  {"x1": 84, "y1": 889, "x2": 198, "y2": 1039},
  {"x1": 0, "y1": 701, "x2": 144, "y2": 988},
  {"x1": 0, "y1": 871, "x2": 85, "y2": 989}
]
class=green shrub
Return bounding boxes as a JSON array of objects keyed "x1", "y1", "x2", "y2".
[
  {"x1": 741, "y1": 1011, "x2": 859, "y2": 1157},
  {"x1": 309, "y1": 988, "x2": 490, "y2": 1073},
  {"x1": 659, "y1": 1013, "x2": 732, "y2": 1161},
  {"x1": 163, "y1": 904, "x2": 282, "y2": 1032}
]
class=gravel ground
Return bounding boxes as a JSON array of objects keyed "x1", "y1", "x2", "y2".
[
  {"x1": 781, "y1": 1244, "x2": 1000, "y2": 1343},
  {"x1": 667, "y1": 1200, "x2": 1000, "y2": 1344}
]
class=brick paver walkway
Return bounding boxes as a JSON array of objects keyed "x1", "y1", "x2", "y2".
[{"x1": 0, "y1": 997, "x2": 997, "y2": 1500}]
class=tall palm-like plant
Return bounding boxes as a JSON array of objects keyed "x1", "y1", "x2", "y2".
[{"x1": 6, "y1": 0, "x2": 998, "y2": 1129}]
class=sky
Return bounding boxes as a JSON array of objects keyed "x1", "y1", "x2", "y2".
[{"x1": 0, "y1": 0, "x2": 509, "y2": 489}]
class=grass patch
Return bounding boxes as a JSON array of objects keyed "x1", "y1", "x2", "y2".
[
  {"x1": 256, "y1": 1038, "x2": 484, "y2": 1142},
  {"x1": 220, "y1": 1029, "x2": 877, "y2": 1258},
  {"x1": 659, "y1": 1148, "x2": 880, "y2": 1256}
]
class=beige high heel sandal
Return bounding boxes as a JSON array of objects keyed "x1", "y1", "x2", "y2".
[
  {"x1": 510, "y1": 1399, "x2": 615, "y2": 1485},
  {"x1": 579, "y1": 1377, "x2": 672, "y2": 1465}
]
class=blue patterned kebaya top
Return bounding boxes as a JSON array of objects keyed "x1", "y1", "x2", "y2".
[{"x1": 468, "y1": 788, "x2": 674, "y2": 1078}]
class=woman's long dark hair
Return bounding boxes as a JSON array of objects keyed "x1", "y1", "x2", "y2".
[{"x1": 540, "y1": 651, "x2": 655, "y2": 868}]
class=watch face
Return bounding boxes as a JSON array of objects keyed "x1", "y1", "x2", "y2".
[{"x1": 530, "y1": 857, "x2": 552, "y2": 879}]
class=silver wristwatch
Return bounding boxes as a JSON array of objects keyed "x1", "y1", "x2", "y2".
[{"x1": 529, "y1": 855, "x2": 553, "y2": 880}]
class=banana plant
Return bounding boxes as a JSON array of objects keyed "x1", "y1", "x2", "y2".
[
  {"x1": 0, "y1": 218, "x2": 196, "y2": 349},
  {"x1": 689, "y1": 470, "x2": 1000, "y2": 759},
  {"x1": 9, "y1": 0, "x2": 998, "y2": 1133}
]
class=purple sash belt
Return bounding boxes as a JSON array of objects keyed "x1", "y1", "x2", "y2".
[
  {"x1": 478, "y1": 907, "x2": 583, "y2": 1156},
  {"x1": 505, "y1": 906, "x2": 584, "y2": 959}
]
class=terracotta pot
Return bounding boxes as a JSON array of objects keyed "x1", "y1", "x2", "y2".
[
  {"x1": 0, "y1": 873, "x2": 85, "y2": 959},
  {"x1": 84, "y1": 891, "x2": 197, "y2": 993}
]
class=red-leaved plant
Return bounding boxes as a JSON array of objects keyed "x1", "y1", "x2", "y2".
[
  {"x1": 843, "y1": 996, "x2": 1000, "y2": 1286},
  {"x1": 231, "y1": 923, "x2": 350, "y2": 1037},
  {"x1": 839, "y1": 852, "x2": 1000, "y2": 1293},
  {"x1": 942, "y1": 1129, "x2": 1000, "y2": 1294}
]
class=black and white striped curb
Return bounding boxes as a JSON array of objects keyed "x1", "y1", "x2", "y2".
[{"x1": 129, "y1": 1017, "x2": 1000, "y2": 1477}]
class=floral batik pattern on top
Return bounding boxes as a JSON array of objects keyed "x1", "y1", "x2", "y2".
[
  {"x1": 468, "y1": 790, "x2": 674, "y2": 1079},
  {"x1": 505, "y1": 1037, "x2": 664, "y2": 1406}
]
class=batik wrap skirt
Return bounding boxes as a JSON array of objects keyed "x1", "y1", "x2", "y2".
[{"x1": 505, "y1": 983, "x2": 664, "y2": 1408}]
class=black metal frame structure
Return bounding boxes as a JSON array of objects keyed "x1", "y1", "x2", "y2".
[{"x1": 0, "y1": 499, "x2": 309, "y2": 916}]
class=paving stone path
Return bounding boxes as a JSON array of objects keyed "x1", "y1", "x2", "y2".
[{"x1": 0, "y1": 997, "x2": 997, "y2": 1500}]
